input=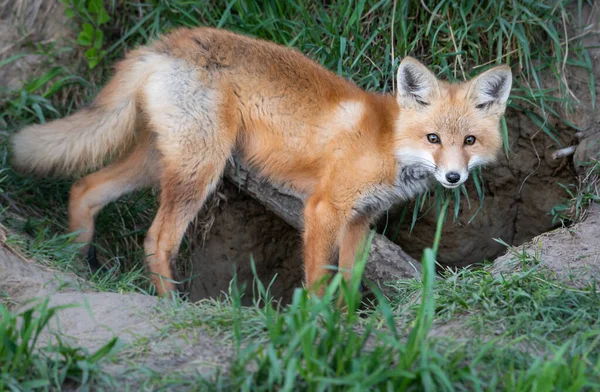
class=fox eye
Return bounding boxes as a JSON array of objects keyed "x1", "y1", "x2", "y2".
[
  {"x1": 464, "y1": 135, "x2": 476, "y2": 145},
  {"x1": 426, "y1": 133, "x2": 440, "y2": 144}
]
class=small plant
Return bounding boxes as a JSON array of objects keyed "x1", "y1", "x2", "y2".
[{"x1": 61, "y1": 0, "x2": 110, "y2": 68}]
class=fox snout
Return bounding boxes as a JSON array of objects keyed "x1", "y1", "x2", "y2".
[{"x1": 434, "y1": 168, "x2": 469, "y2": 189}]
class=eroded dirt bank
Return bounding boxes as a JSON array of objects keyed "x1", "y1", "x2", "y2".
[{"x1": 0, "y1": 228, "x2": 232, "y2": 384}]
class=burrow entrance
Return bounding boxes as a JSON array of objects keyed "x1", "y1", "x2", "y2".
[
  {"x1": 188, "y1": 182, "x2": 304, "y2": 305},
  {"x1": 187, "y1": 108, "x2": 578, "y2": 305}
]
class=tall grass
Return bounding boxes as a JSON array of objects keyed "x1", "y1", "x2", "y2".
[{"x1": 3, "y1": 0, "x2": 591, "y2": 134}]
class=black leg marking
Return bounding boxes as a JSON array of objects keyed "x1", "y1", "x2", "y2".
[{"x1": 87, "y1": 230, "x2": 101, "y2": 273}]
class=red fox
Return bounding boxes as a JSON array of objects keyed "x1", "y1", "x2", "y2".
[{"x1": 10, "y1": 27, "x2": 511, "y2": 295}]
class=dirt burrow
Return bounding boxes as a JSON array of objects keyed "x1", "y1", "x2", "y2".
[
  {"x1": 188, "y1": 182, "x2": 304, "y2": 305},
  {"x1": 4, "y1": 209, "x2": 600, "y2": 389}
]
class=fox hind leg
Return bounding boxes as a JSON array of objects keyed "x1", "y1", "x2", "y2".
[
  {"x1": 144, "y1": 145, "x2": 233, "y2": 295},
  {"x1": 141, "y1": 64, "x2": 239, "y2": 294},
  {"x1": 68, "y1": 133, "x2": 159, "y2": 270}
]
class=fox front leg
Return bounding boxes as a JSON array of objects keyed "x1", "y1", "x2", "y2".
[{"x1": 302, "y1": 194, "x2": 346, "y2": 295}]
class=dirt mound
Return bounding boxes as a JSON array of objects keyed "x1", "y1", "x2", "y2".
[
  {"x1": 492, "y1": 203, "x2": 600, "y2": 288},
  {"x1": 0, "y1": 229, "x2": 231, "y2": 382},
  {"x1": 0, "y1": 234, "x2": 84, "y2": 305}
]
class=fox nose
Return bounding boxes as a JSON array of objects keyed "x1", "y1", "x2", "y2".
[{"x1": 445, "y1": 172, "x2": 461, "y2": 184}]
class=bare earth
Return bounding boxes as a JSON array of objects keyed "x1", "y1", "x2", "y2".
[{"x1": 492, "y1": 203, "x2": 600, "y2": 288}]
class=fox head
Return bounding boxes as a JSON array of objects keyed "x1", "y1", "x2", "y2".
[{"x1": 393, "y1": 57, "x2": 511, "y2": 189}]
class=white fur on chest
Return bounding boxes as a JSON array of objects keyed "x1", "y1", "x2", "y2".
[{"x1": 352, "y1": 164, "x2": 431, "y2": 217}]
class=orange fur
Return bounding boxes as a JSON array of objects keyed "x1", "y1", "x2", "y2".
[{"x1": 10, "y1": 27, "x2": 512, "y2": 295}]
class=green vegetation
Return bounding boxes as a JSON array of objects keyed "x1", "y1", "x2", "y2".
[
  {"x1": 62, "y1": 0, "x2": 111, "y2": 68},
  {"x1": 3, "y1": 233, "x2": 599, "y2": 390},
  {"x1": 0, "y1": 0, "x2": 598, "y2": 390},
  {"x1": 0, "y1": 299, "x2": 116, "y2": 391}
]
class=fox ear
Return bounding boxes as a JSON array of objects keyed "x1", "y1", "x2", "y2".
[
  {"x1": 396, "y1": 57, "x2": 440, "y2": 109},
  {"x1": 467, "y1": 65, "x2": 512, "y2": 114}
]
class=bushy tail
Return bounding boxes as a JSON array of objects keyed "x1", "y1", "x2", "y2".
[{"x1": 10, "y1": 54, "x2": 147, "y2": 176}]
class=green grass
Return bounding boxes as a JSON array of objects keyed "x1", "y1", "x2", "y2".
[
  {"x1": 0, "y1": 0, "x2": 599, "y2": 390},
  {"x1": 0, "y1": 298, "x2": 117, "y2": 391}
]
